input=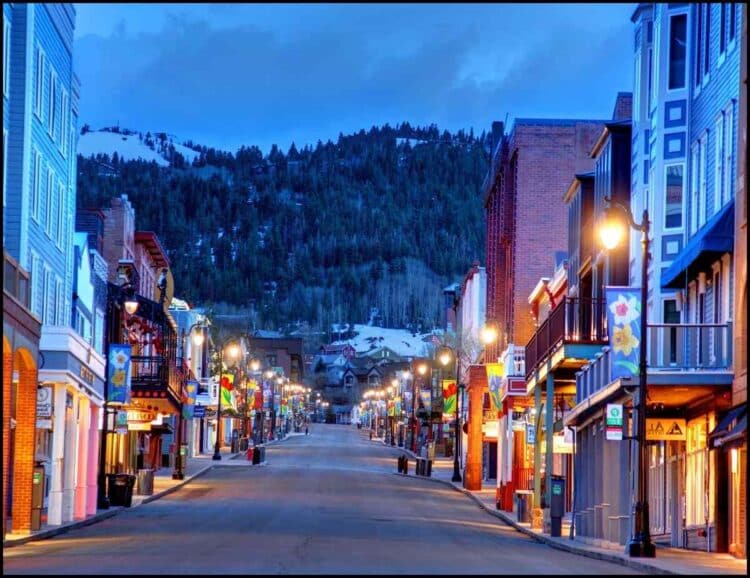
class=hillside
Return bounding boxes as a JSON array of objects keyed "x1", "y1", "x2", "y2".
[{"x1": 75, "y1": 122, "x2": 489, "y2": 340}]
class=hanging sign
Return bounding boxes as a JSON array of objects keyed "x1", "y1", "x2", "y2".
[
  {"x1": 606, "y1": 404, "x2": 624, "y2": 440},
  {"x1": 115, "y1": 409, "x2": 129, "y2": 435},
  {"x1": 485, "y1": 363, "x2": 504, "y2": 411},
  {"x1": 526, "y1": 422, "x2": 535, "y2": 445},
  {"x1": 183, "y1": 380, "x2": 199, "y2": 419},
  {"x1": 193, "y1": 405, "x2": 206, "y2": 418},
  {"x1": 605, "y1": 287, "x2": 642, "y2": 380},
  {"x1": 107, "y1": 344, "x2": 132, "y2": 404},
  {"x1": 36, "y1": 385, "x2": 53, "y2": 418},
  {"x1": 646, "y1": 418, "x2": 686, "y2": 441}
]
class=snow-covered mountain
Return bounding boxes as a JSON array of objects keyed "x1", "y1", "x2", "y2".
[
  {"x1": 331, "y1": 324, "x2": 440, "y2": 358},
  {"x1": 77, "y1": 127, "x2": 200, "y2": 166}
]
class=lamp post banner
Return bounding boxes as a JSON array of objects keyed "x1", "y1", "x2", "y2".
[
  {"x1": 183, "y1": 379, "x2": 199, "y2": 419},
  {"x1": 485, "y1": 363, "x2": 504, "y2": 411},
  {"x1": 107, "y1": 344, "x2": 132, "y2": 404},
  {"x1": 605, "y1": 287, "x2": 642, "y2": 380},
  {"x1": 419, "y1": 388, "x2": 431, "y2": 413},
  {"x1": 442, "y1": 380, "x2": 457, "y2": 415}
]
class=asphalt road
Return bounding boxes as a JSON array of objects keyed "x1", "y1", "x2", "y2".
[{"x1": 3, "y1": 424, "x2": 643, "y2": 575}]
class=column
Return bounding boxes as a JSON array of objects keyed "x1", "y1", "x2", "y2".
[
  {"x1": 47, "y1": 384, "x2": 67, "y2": 526},
  {"x1": 62, "y1": 389, "x2": 78, "y2": 522},
  {"x1": 74, "y1": 396, "x2": 90, "y2": 520},
  {"x1": 463, "y1": 378, "x2": 484, "y2": 490},
  {"x1": 545, "y1": 370, "x2": 554, "y2": 521},
  {"x1": 86, "y1": 404, "x2": 100, "y2": 516}
]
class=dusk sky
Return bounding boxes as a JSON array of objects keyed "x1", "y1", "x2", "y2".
[{"x1": 74, "y1": 3, "x2": 637, "y2": 154}]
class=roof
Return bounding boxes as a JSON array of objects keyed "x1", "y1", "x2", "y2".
[{"x1": 134, "y1": 231, "x2": 170, "y2": 268}]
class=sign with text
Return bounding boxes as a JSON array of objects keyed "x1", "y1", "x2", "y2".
[
  {"x1": 646, "y1": 418, "x2": 686, "y2": 441},
  {"x1": 193, "y1": 405, "x2": 206, "y2": 418},
  {"x1": 606, "y1": 404, "x2": 624, "y2": 441},
  {"x1": 36, "y1": 385, "x2": 53, "y2": 418}
]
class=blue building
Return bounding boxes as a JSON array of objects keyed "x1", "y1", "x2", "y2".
[
  {"x1": 571, "y1": 2, "x2": 742, "y2": 555},
  {"x1": 3, "y1": 4, "x2": 105, "y2": 530}
]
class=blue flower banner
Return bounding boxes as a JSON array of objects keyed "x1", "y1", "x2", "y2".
[
  {"x1": 485, "y1": 363, "x2": 504, "y2": 412},
  {"x1": 183, "y1": 379, "x2": 199, "y2": 419},
  {"x1": 107, "y1": 344, "x2": 132, "y2": 404},
  {"x1": 605, "y1": 287, "x2": 642, "y2": 380}
]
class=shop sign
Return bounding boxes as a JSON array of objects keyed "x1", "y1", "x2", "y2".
[
  {"x1": 80, "y1": 365, "x2": 95, "y2": 385},
  {"x1": 115, "y1": 410, "x2": 128, "y2": 435},
  {"x1": 606, "y1": 404, "x2": 623, "y2": 441},
  {"x1": 553, "y1": 433, "x2": 573, "y2": 454},
  {"x1": 193, "y1": 405, "x2": 206, "y2": 418},
  {"x1": 646, "y1": 418, "x2": 686, "y2": 441},
  {"x1": 526, "y1": 422, "x2": 535, "y2": 445},
  {"x1": 127, "y1": 408, "x2": 156, "y2": 431},
  {"x1": 36, "y1": 386, "x2": 53, "y2": 418}
]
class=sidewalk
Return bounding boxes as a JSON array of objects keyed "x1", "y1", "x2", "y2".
[
  {"x1": 385, "y1": 436, "x2": 747, "y2": 576},
  {"x1": 2, "y1": 434, "x2": 293, "y2": 549}
]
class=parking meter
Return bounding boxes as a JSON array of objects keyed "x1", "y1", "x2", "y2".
[{"x1": 550, "y1": 475, "x2": 565, "y2": 537}]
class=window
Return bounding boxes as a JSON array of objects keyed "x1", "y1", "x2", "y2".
[
  {"x1": 35, "y1": 47, "x2": 44, "y2": 118},
  {"x1": 724, "y1": 102, "x2": 734, "y2": 204},
  {"x1": 3, "y1": 20, "x2": 10, "y2": 98},
  {"x1": 42, "y1": 267, "x2": 51, "y2": 324},
  {"x1": 704, "y1": 4, "x2": 711, "y2": 77},
  {"x1": 665, "y1": 165, "x2": 684, "y2": 228},
  {"x1": 56, "y1": 182, "x2": 65, "y2": 247},
  {"x1": 685, "y1": 415, "x2": 715, "y2": 526},
  {"x1": 647, "y1": 48, "x2": 653, "y2": 106},
  {"x1": 663, "y1": 299, "x2": 680, "y2": 364},
  {"x1": 650, "y1": 21, "x2": 660, "y2": 112},
  {"x1": 45, "y1": 167, "x2": 54, "y2": 236},
  {"x1": 699, "y1": 134, "x2": 708, "y2": 228},
  {"x1": 668, "y1": 13, "x2": 687, "y2": 89},
  {"x1": 729, "y1": 3, "x2": 737, "y2": 43},
  {"x1": 695, "y1": 4, "x2": 704, "y2": 87},
  {"x1": 633, "y1": 52, "x2": 641, "y2": 120},
  {"x1": 690, "y1": 141, "x2": 701, "y2": 234},
  {"x1": 48, "y1": 69, "x2": 57, "y2": 140},
  {"x1": 32, "y1": 150, "x2": 41, "y2": 221},
  {"x1": 60, "y1": 90, "x2": 68, "y2": 155},
  {"x1": 30, "y1": 253, "x2": 40, "y2": 317},
  {"x1": 714, "y1": 112, "x2": 725, "y2": 214},
  {"x1": 94, "y1": 309, "x2": 105, "y2": 354},
  {"x1": 54, "y1": 277, "x2": 63, "y2": 326},
  {"x1": 720, "y1": 3, "x2": 727, "y2": 55}
]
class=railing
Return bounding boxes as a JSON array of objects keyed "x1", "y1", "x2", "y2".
[
  {"x1": 647, "y1": 323, "x2": 732, "y2": 370},
  {"x1": 513, "y1": 466, "x2": 534, "y2": 491},
  {"x1": 130, "y1": 355, "x2": 182, "y2": 399},
  {"x1": 3, "y1": 250, "x2": 31, "y2": 309},
  {"x1": 525, "y1": 297, "x2": 608, "y2": 379}
]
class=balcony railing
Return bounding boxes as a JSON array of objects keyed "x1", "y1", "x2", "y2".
[
  {"x1": 647, "y1": 323, "x2": 732, "y2": 370},
  {"x1": 130, "y1": 355, "x2": 182, "y2": 400},
  {"x1": 525, "y1": 297, "x2": 607, "y2": 380}
]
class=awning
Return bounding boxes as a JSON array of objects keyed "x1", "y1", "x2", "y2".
[
  {"x1": 709, "y1": 404, "x2": 747, "y2": 449},
  {"x1": 661, "y1": 200, "x2": 734, "y2": 289}
]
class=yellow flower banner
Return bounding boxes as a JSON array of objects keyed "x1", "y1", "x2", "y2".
[
  {"x1": 107, "y1": 344, "x2": 132, "y2": 404},
  {"x1": 606, "y1": 287, "x2": 641, "y2": 379},
  {"x1": 485, "y1": 363, "x2": 504, "y2": 412}
]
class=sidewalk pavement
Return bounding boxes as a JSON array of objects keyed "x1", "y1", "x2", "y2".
[
  {"x1": 3, "y1": 433, "x2": 296, "y2": 549},
  {"x1": 382, "y1": 434, "x2": 747, "y2": 576}
]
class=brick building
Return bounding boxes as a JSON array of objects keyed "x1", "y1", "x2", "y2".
[{"x1": 483, "y1": 117, "x2": 606, "y2": 362}]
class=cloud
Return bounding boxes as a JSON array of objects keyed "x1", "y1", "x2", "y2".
[{"x1": 73, "y1": 4, "x2": 635, "y2": 154}]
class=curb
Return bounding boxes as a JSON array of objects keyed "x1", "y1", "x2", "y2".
[{"x1": 390, "y1": 448, "x2": 677, "y2": 576}]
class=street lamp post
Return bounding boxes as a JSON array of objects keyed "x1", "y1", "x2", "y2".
[
  {"x1": 173, "y1": 321, "x2": 206, "y2": 480},
  {"x1": 97, "y1": 276, "x2": 140, "y2": 510},
  {"x1": 213, "y1": 337, "x2": 241, "y2": 461},
  {"x1": 600, "y1": 196, "x2": 655, "y2": 558}
]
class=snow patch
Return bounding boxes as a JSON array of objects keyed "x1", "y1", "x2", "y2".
[
  {"x1": 331, "y1": 324, "x2": 434, "y2": 358},
  {"x1": 78, "y1": 130, "x2": 169, "y2": 166}
]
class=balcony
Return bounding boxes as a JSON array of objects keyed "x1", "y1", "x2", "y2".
[
  {"x1": 572, "y1": 322, "x2": 733, "y2": 415},
  {"x1": 525, "y1": 297, "x2": 607, "y2": 381},
  {"x1": 647, "y1": 323, "x2": 732, "y2": 370}
]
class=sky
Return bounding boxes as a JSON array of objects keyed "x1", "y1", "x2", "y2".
[{"x1": 74, "y1": 3, "x2": 637, "y2": 155}]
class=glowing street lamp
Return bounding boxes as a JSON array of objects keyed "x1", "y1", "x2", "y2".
[{"x1": 598, "y1": 196, "x2": 655, "y2": 558}]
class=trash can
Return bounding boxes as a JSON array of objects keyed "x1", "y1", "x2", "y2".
[
  {"x1": 253, "y1": 445, "x2": 265, "y2": 464},
  {"x1": 425, "y1": 459, "x2": 432, "y2": 477},
  {"x1": 108, "y1": 473, "x2": 136, "y2": 507},
  {"x1": 239, "y1": 437, "x2": 249, "y2": 452},
  {"x1": 515, "y1": 490, "x2": 533, "y2": 523},
  {"x1": 136, "y1": 469, "x2": 154, "y2": 496},
  {"x1": 31, "y1": 464, "x2": 45, "y2": 531}
]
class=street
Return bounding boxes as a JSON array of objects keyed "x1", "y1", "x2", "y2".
[{"x1": 3, "y1": 424, "x2": 643, "y2": 575}]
